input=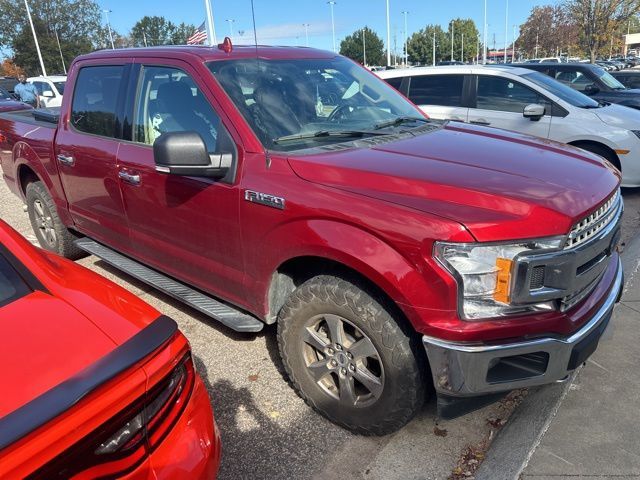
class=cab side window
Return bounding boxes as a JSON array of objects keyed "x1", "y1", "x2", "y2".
[
  {"x1": 71, "y1": 65, "x2": 124, "y2": 138},
  {"x1": 133, "y1": 66, "x2": 233, "y2": 154},
  {"x1": 384, "y1": 76, "x2": 404, "y2": 91},
  {"x1": 408, "y1": 74, "x2": 464, "y2": 107},
  {"x1": 476, "y1": 76, "x2": 547, "y2": 113}
]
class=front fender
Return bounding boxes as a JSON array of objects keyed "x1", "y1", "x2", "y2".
[{"x1": 251, "y1": 218, "x2": 466, "y2": 332}]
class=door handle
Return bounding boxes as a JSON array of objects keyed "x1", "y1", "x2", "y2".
[
  {"x1": 57, "y1": 154, "x2": 75, "y2": 166},
  {"x1": 470, "y1": 120, "x2": 491, "y2": 126},
  {"x1": 118, "y1": 170, "x2": 141, "y2": 185}
]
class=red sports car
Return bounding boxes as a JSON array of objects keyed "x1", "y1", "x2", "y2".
[{"x1": 0, "y1": 220, "x2": 220, "y2": 479}]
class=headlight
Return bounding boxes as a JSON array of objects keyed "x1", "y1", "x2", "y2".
[{"x1": 434, "y1": 238, "x2": 564, "y2": 320}]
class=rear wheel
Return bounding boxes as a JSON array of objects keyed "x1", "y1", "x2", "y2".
[
  {"x1": 25, "y1": 181, "x2": 86, "y2": 259},
  {"x1": 277, "y1": 275, "x2": 426, "y2": 435}
]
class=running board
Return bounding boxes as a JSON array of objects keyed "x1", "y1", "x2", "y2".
[{"x1": 74, "y1": 238, "x2": 263, "y2": 333}]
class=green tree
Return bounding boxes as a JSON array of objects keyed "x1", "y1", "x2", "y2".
[
  {"x1": 0, "y1": 0, "x2": 103, "y2": 74},
  {"x1": 339, "y1": 27, "x2": 385, "y2": 66},
  {"x1": 446, "y1": 18, "x2": 480, "y2": 63},
  {"x1": 13, "y1": 18, "x2": 93, "y2": 75},
  {"x1": 407, "y1": 25, "x2": 447, "y2": 65},
  {"x1": 171, "y1": 22, "x2": 197, "y2": 45},
  {"x1": 130, "y1": 16, "x2": 176, "y2": 47}
]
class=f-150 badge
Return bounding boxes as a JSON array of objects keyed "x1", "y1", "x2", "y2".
[{"x1": 244, "y1": 190, "x2": 285, "y2": 210}]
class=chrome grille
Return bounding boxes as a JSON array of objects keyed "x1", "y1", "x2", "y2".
[
  {"x1": 564, "y1": 189, "x2": 621, "y2": 250},
  {"x1": 560, "y1": 273, "x2": 603, "y2": 311}
]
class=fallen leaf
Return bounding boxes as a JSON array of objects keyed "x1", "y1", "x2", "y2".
[
  {"x1": 434, "y1": 426, "x2": 448, "y2": 437},
  {"x1": 248, "y1": 374, "x2": 259, "y2": 382},
  {"x1": 269, "y1": 411, "x2": 280, "y2": 419}
]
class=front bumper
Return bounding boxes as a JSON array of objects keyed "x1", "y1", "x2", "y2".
[{"x1": 423, "y1": 256, "x2": 623, "y2": 399}]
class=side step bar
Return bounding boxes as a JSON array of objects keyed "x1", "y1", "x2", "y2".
[{"x1": 75, "y1": 238, "x2": 263, "y2": 333}]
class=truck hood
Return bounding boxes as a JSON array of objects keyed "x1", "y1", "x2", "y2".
[
  {"x1": 593, "y1": 102, "x2": 640, "y2": 128},
  {"x1": 0, "y1": 291, "x2": 117, "y2": 418},
  {"x1": 287, "y1": 123, "x2": 619, "y2": 241}
]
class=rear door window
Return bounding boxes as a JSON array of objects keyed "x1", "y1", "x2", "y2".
[
  {"x1": 408, "y1": 74, "x2": 464, "y2": 107},
  {"x1": 384, "y1": 76, "x2": 403, "y2": 91},
  {"x1": 71, "y1": 65, "x2": 125, "y2": 138}
]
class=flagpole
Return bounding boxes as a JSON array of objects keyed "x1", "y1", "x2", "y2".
[
  {"x1": 23, "y1": 0, "x2": 47, "y2": 76},
  {"x1": 204, "y1": 0, "x2": 217, "y2": 45}
]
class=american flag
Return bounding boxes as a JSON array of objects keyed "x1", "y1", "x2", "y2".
[{"x1": 187, "y1": 22, "x2": 207, "y2": 45}]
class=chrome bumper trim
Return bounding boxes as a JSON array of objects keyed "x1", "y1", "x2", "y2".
[{"x1": 422, "y1": 257, "x2": 623, "y2": 397}]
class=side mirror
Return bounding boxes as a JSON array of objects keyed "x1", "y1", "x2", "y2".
[
  {"x1": 584, "y1": 83, "x2": 600, "y2": 95},
  {"x1": 523, "y1": 103, "x2": 545, "y2": 121},
  {"x1": 42, "y1": 90, "x2": 54, "y2": 98},
  {"x1": 153, "y1": 131, "x2": 230, "y2": 179}
]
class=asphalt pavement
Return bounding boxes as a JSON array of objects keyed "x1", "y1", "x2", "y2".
[{"x1": 2, "y1": 180, "x2": 638, "y2": 480}]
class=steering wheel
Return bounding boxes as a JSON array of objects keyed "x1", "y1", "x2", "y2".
[{"x1": 327, "y1": 104, "x2": 355, "y2": 122}]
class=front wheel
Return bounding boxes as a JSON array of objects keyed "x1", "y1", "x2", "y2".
[{"x1": 277, "y1": 275, "x2": 426, "y2": 435}]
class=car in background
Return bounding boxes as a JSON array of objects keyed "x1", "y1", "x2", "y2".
[
  {"x1": 524, "y1": 57, "x2": 562, "y2": 63},
  {"x1": 611, "y1": 69, "x2": 640, "y2": 89},
  {"x1": 0, "y1": 219, "x2": 220, "y2": 478},
  {"x1": 379, "y1": 64, "x2": 640, "y2": 187},
  {"x1": 437, "y1": 60, "x2": 466, "y2": 66},
  {"x1": 0, "y1": 77, "x2": 18, "y2": 97},
  {"x1": 27, "y1": 75, "x2": 66, "y2": 108},
  {"x1": 0, "y1": 86, "x2": 31, "y2": 113},
  {"x1": 512, "y1": 62, "x2": 640, "y2": 109}
]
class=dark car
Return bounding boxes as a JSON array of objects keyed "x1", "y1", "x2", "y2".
[
  {"x1": 0, "y1": 77, "x2": 18, "y2": 96},
  {"x1": 611, "y1": 70, "x2": 640, "y2": 89},
  {"x1": 514, "y1": 62, "x2": 640, "y2": 109}
]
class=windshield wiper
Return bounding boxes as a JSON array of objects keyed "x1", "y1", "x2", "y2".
[
  {"x1": 273, "y1": 129, "x2": 387, "y2": 144},
  {"x1": 373, "y1": 116, "x2": 429, "y2": 130}
]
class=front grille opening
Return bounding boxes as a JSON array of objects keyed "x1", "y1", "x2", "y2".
[
  {"x1": 565, "y1": 189, "x2": 620, "y2": 250},
  {"x1": 486, "y1": 352, "x2": 549, "y2": 384},
  {"x1": 529, "y1": 266, "x2": 545, "y2": 289}
]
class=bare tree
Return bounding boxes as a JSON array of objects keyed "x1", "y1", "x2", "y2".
[{"x1": 566, "y1": 0, "x2": 640, "y2": 62}]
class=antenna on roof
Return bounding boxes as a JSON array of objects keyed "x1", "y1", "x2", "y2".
[{"x1": 250, "y1": 0, "x2": 258, "y2": 54}]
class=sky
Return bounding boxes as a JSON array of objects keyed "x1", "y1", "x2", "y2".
[{"x1": 102, "y1": 0, "x2": 561, "y2": 53}]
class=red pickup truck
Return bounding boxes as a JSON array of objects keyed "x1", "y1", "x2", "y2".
[{"x1": 0, "y1": 44, "x2": 623, "y2": 435}]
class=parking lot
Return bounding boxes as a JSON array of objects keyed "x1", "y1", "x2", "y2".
[{"x1": 1, "y1": 179, "x2": 638, "y2": 480}]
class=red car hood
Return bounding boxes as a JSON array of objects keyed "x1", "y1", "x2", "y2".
[
  {"x1": 287, "y1": 123, "x2": 620, "y2": 241},
  {"x1": 0, "y1": 291, "x2": 116, "y2": 418}
]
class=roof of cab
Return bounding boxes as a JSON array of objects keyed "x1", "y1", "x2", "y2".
[
  {"x1": 377, "y1": 64, "x2": 538, "y2": 78},
  {"x1": 74, "y1": 44, "x2": 338, "y2": 63}
]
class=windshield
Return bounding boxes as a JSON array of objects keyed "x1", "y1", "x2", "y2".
[
  {"x1": 54, "y1": 81, "x2": 65, "y2": 94},
  {"x1": 522, "y1": 71, "x2": 600, "y2": 108},
  {"x1": 596, "y1": 68, "x2": 626, "y2": 90},
  {"x1": 0, "y1": 253, "x2": 31, "y2": 308},
  {"x1": 0, "y1": 86, "x2": 11, "y2": 100},
  {"x1": 208, "y1": 57, "x2": 423, "y2": 151}
]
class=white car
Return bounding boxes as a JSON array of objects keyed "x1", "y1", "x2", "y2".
[
  {"x1": 379, "y1": 65, "x2": 640, "y2": 187},
  {"x1": 27, "y1": 75, "x2": 66, "y2": 108}
]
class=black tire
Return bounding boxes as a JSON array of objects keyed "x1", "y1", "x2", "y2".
[
  {"x1": 25, "y1": 181, "x2": 86, "y2": 260},
  {"x1": 277, "y1": 275, "x2": 426, "y2": 435},
  {"x1": 576, "y1": 143, "x2": 621, "y2": 171}
]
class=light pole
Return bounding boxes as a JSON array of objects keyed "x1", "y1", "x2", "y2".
[
  {"x1": 24, "y1": 0, "x2": 47, "y2": 76},
  {"x1": 204, "y1": 0, "x2": 217, "y2": 46},
  {"x1": 362, "y1": 27, "x2": 367, "y2": 66},
  {"x1": 328, "y1": 1, "x2": 336, "y2": 53},
  {"x1": 482, "y1": 0, "x2": 487, "y2": 64},
  {"x1": 535, "y1": 32, "x2": 539, "y2": 57},
  {"x1": 503, "y1": 0, "x2": 508, "y2": 63},
  {"x1": 450, "y1": 21, "x2": 454, "y2": 62},
  {"x1": 401, "y1": 11, "x2": 408, "y2": 66},
  {"x1": 226, "y1": 19, "x2": 235, "y2": 41},
  {"x1": 385, "y1": 0, "x2": 391, "y2": 66},
  {"x1": 461, "y1": 33, "x2": 464, "y2": 63},
  {"x1": 103, "y1": 9, "x2": 115, "y2": 49},
  {"x1": 512, "y1": 24, "x2": 517, "y2": 62},
  {"x1": 432, "y1": 30, "x2": 436, "y2": 66},
  {"x1": 303, "y1": 23, "x2": 310, "y2": 47}
]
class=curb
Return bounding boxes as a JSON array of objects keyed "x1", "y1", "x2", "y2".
[{"x1": 475, "y1": 231, "x2": 640, "y2": 480}]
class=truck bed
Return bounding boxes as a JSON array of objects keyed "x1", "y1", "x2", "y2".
[{"x1": 0, "y1": 107, "x2": 59, "y2": 129}]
